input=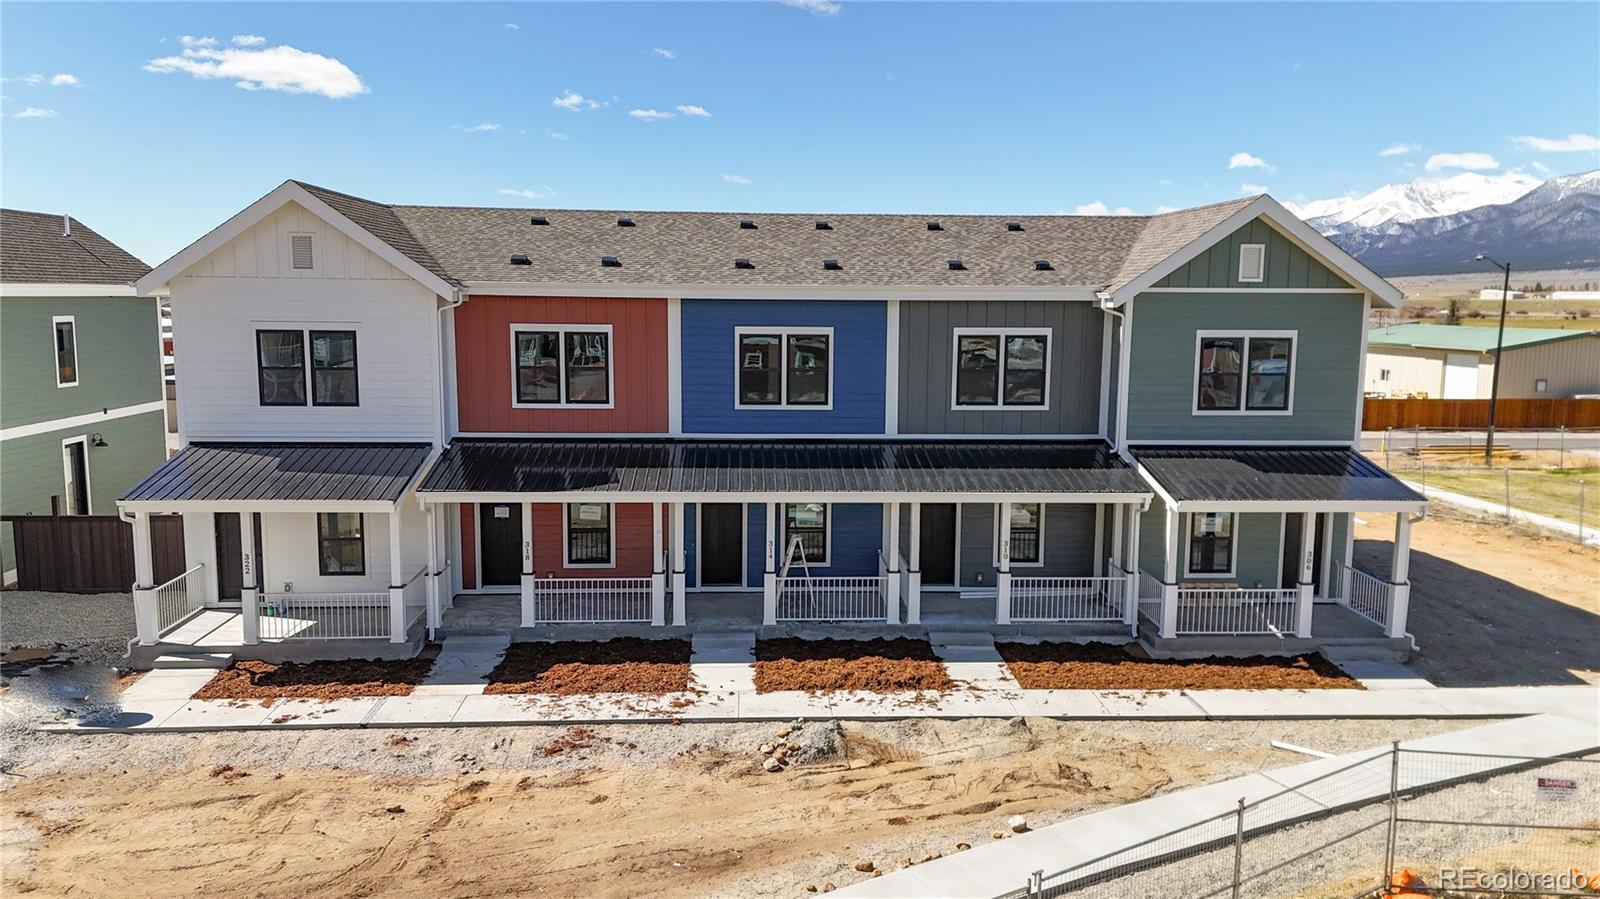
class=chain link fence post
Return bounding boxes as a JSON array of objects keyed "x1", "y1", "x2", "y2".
[
  {"x1": 1504, "y1": 468, "x2": 1512, "y2": 518},
  {"x1": 1383, "y1": 742, "x2": 1400, "y2": 890},
  {"x1": 1231, "y1": 797, "x2": 1246, "y2": 899},
  {"x1": 1560, "y1": 424, "x2": 1566, "y2": 469},
  {"x1": 1580, "y1": 479, "x2": 1586, "y2": 545}
]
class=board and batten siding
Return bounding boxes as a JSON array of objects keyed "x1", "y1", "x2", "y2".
[
  {"x1": 957, "y1": 502, "x2": 1096, "y2": 588},
  {"x1": 0, "y1": 295, "x2": 163, "y2": 430},
  {"x1": 897, "y1": 301, "x2": 1104, "y2": 435},
  {"x1": 1152, "y1": 217, "x2": 1353, "y2": 290},
  {"x1": 1125, "y1": 292, "x2": 1365, "y2": 441},
  {"x1": 169, "y1": 202, "x2": 441, "y2": 443}
]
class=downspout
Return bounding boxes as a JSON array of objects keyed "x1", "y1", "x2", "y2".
[
  {"x1": 1098, "y1": 292, "x2": 1131, "y2": 459},
  {"x1": 435, "y1": 287, "x2": 467, "y2": 450}
]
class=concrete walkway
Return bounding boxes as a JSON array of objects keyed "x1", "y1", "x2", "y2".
[{"x1": 836, "y1": 710, "x2": 1600, "y2": 898}]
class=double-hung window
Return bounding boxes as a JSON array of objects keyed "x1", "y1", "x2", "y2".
[
  {"x1": 1186, "y1": 512, "x2": 1235, "y2": 576},
  {"x1": 53, "y1": 316, "x2": 79, "y2": 387},
  {"x1": 317, "y1": 512, "x2": 366, "y2": 576},
  {"x1": 736, "y1": 329, "x2": 831, "y2": 408},
  {"x1": 953, "y1": 328, "x2": 1050, "y2": 409},
  {"x1": 564, "y1": 502, "x2": 614, "y2": 566},
  {"x1": 1195, "y1": 332, "x2": 1294, "y2": 413},
  {"x1": 511, "y1": 325, "x2": 613, "y2": 407},
  {"x1": 994, "y1": 502, "x2": 1043, "y2": 566},
  {"x1": 310, "y1": 330, "x2": 359, "y2": 406},
  {"x1": 257, "y1": 330, "x2": 308, "y2": 406},
  {"x1": 256, "y1": 329, "x2": 360, "y2": 407},
  {"x1": 783, "y1": 503, "x2": 829, "y2": 565}
]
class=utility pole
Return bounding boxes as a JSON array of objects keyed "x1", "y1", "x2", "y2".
[{"x1": 1475, "y1": 255, "x2": 1512, "y2": 466}]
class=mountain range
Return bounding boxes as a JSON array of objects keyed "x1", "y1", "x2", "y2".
[{"x1": 1286, "y1": 170, "x2": 1600, "y2": 277}]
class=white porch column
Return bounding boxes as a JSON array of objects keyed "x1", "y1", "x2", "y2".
[
  {"x1": 1092, "y1": 504, "x2": 1105, "y2": 577},
  {"x1": 996, "y1": 502, "x2": 1013, "y2": 625},
  {"x1": 1123, "y1": 504, "x2": 1142, "y2": 629},
  {"x1": 1388, "y1": 513, "x2": 1413, "y2": 639},
  {"x1": 519, "y1": 502, "x2": 535, "y2": 627},
  {"x1": 240, "y1": 512, "x2": 260, "y2": 644},
  {"x1": 425, "y1": 502, "x2": 441, "y2": 633},
  {"x1": 762, "y1": 501, "x2": 778, "y2": 625},
  {"x1": 670, "y1": 502, "x2": 687, "y2": 626},
  {"x1": 1160, "y1": 506, "x2": 1180, "y2": 639},
  {"x1": 388, "y1": 510, "x2": 406, "y2": 643},
  {"x1": 131, "y1": 511, "x2": 159, "y2": 645},
  {"x1": 1319, "y1": 513, "x2": 1336, "y2": 601},
  {"x1": 884, "y1": 502, "x2": 901, "y2": 625},
  {"x1": 650, "y1": 501, "x2": 666, "y2": 626},
  {"x1": 1110, "y1": 503, "x2": 1125, "y2": 570},
  {"x1": 1295, "y1": 512, "x2": 1316, "y2": 638},
  {"x1": 906, "y1": 501, "x2": 922, "y2": 625}
]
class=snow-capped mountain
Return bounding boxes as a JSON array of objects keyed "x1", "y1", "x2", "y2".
[{"x1": 1291, "y1": 170, "x2": 1600, "y2": 276}]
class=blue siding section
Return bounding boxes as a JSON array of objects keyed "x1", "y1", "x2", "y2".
[
  {"x1": 780, "y1": 503, "x2": 882, "y2": 577},
  {"x1": 680, "y1": 299, "x2": 887, "y2": 434}
]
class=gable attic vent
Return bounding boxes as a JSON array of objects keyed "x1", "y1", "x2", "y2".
[
  {"x1": 734, "y1": 257, "x2": 754, "y2": 269},
  {"x1": 1006, "y1": 222, "x2": 1024, "y2": 232},
  {"x1": 1238, "y1": 243, "x2": 1267, "y2": 282},
  {"x1": 530, "y1": 216, "x2": 549, "y2": 226},
  {"x1": 601, "y1": 255, "x2": 621, "y2": 267},
  {"x1": 616, "y1": 217, "x2": 635, "y2": 227},
  {"x1": 814, "y1": 220, "x2": 832, "y2": 230},
  {"x1": 1034, "y1": 260, "x2": 1053, "y2": 271},
  {"x1": 947, "y1": 259, "x2": 966, "y2": 271},
  {"x1": 290, "y1": 234, "x2": 315, "y2": 270},
  {"x1": 822, "y1": 259, "x2": 843, "y2": 271},
  {"x1": 926, "y1": 221, "x2": 943, "y2": 231},
  {"x1": 739, "y1": 219, "x2": 757, "y2": 230},
  {"x1": 509, "y1": 254, "x2": 532, "y2": 265}
]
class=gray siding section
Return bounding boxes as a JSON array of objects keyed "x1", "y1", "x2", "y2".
[
  {"x1": 957, "y1": 502, "x2": 1097, "y2": 587},
  {"x1": 1153, "y1": 217, "x2": 1352, "y2": 290},
  {"x1": 898, "y1": 301, "x2": 1104, "y2": 435},
  {"x1": 1136, "y1": 503, "x2": 1283, "y2": 588},
  {"x1": 1126, "y1": 292, "x2": 1365, "y2": 441},
  {"x1": 1106, "y1": 321, "x2": 1121, "y2": 440}
]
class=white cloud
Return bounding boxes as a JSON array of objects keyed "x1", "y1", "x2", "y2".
[
  {"x1": 1240, "y1": 183, "x2": 1270, "y2": 195},
  {"x1": 3, "y1": 74, "x2": 45, "y2": 85},
  {"x1": 675, "y1": 104, "x2": 711, "y2": 117},
  {"x1": 1530, "y1": 160, "x2": 1551, "y2": 174},
  {"x1": 1228, "y1": 151, "x2": 1272, "y2": 171},
  {"x1": 553, "y1": 90, "x2": 600, "y2": 111},
  {"x1": 145, "y1": 40, "x2": 368, "y2": 98},
  {"x1": 1072, "y1": 201, "x2": 1135, "y2": 216},
  {"x1": 780, "y1": 0, "x2": 842, "y2": 14},
  {"x1": 1378, "y1": 143, "x2": 1419, "y2": 157},
  {"x1": 231, "y1": 35, "x2": 266, "y2": 47},
  {"x1": 1513, "y1": 133, "x2": 1600, "y2": 153},
  {"x1": 722, "y1": 173, "x2": 751, "y2": 184},
  {"x1": 547, "y1": 130, "x2": 570, "y2": 141},
  {"x1": 498, "y1": 188, "x2": 550, "y2": 200},
  {"x1": 49, "y1": 73, "x2": 79, "y2": 86},
  {"x1": 15, "y1": 107, "x2": 58, "y2": 118},
  {"x1": 463, "y1": 121, "x2": 503, "y2": 133},
  {"x1": 652, "y1": 47, "x2": 676, "y2": 60},
  {"x1": 503, "y1": 23, "x2": 521, "y2": 30},
  {"x1": 629, "y1": 108, "x2": 674, "y2": 120},
  {"x1": 1157, "y1": 178, "x2": 1173, "y2": 187},
  {"x1": 1425, "y1": 151, "x2": 1498, "y2": 172}
]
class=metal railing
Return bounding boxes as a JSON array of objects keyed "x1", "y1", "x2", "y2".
[
  {"x1": 1010, "y1": 576, "x2": 1126, "y2": 622},
  {"x1": 153, "y1": 563, "x2": 206, "y2": 638},
  {"x1": 775, "y1": 575, "x2": 887, "y2": 621},
  {"x1": 402, "y1": 566, "x2": 428, "y2": 629},
  {"x1": 1138, "y1": 568, "x2": 1166, "y2": 602},
  {"x1": 530, "y1": 577, "x2": 652, "y2": 623},
  {"x1": 258, "y1": 592, "x2": 391, "y2": 641},
  {"x1": 1337, "y1": 561, "x2": 1393, "y2": 630},
  {"x1": 1171, "y1": 587, "x2": 1298, "y2": 635}
]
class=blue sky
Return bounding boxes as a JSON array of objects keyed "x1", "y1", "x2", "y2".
[{"x1": 3, "y1": 1, "x2": 1597, "y2": 265}]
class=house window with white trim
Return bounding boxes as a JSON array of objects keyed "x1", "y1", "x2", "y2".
[
  {"x1": 953, "y1": 329, "x2": 1050, "y2": 408},
  {"x1": 996, "y1": 503, "x2": 1043, "y2": 565},
  {"x1": 53, "y1": 316, "x2": 79, "y2": 387},
  {"x1": 1186, "y1": 512, "x2": 1234, "y2": 576},
  {"x1": 512, "y1": 325, "x2": 613, "y2": 406},
  {"x1": 783, "y1": 503, "x2": 829, "y2": 565},
  {"x1": 737, "y1": 329, "x2": 831, "y2": 408},
  {"x1": 1195, "y1": 333, "x2": 1294, "y2": 413},
  {"x1": 317, "y1": 513, "x2": 366, "y2": 576},
  {"x1": 565, "y1": 503, "x2": 614, "y2": 566}
]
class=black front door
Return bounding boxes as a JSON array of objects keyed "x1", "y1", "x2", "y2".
[
  {"x1": 700, "y1": 503, "x2": 744, "y2": 586},
  {"x1": 1281, "y1": 513, "x2": 1326, "y2": 591},
  {"x1": 214, "y1": 512, "x2": 242, "y2": 601},
  {"x1": 919, "y1": 504, "x2": 957, "y2": 586},
  {"x1": 479, "y1": 503, "x2": 523, "y2": 587}
]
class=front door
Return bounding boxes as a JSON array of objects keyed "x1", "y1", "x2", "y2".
[
  {"x1": 214, "y1": 512, "x2": 243, "y2": 602},
  {"x1": 919, "y1": 503, "x2": 957, "y2": 586},
  {"x1": 479, "y1": 503, "x2": 523, "y2": 587},
  {"x1": 1281, "y1": 513, "x2": 1326, "y2": 591},
  {"x1": 700, "y1": 503, "x2": 744, "y2": 587}
]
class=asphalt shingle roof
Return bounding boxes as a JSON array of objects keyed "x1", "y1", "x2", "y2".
[
  {"x1": 1, "y1": 208, "x2": 151, "y2": 286},
  {"x1": 1367, "y1": 323, "x2": 1599, "y2": 354}
]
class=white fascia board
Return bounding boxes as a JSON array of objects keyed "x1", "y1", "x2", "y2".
[
  {"x1": 418, "y1": 490, "x2": 1153, "y2": 505},
  {"x1": 1132, "y1": 463, "x2": 1181, "y2": 510},
  {"x1": 1173, "y1": 500, "x2": 1427, "y2": 513},
  {"x1": 117, "y1": 499, "x2": 399, "y2": 514},
  {"x1": 462, "y1": 282, "x2": 1103, "y2": 302},
  {"x1": 0, "y1": 284, "x2": 139, "y2": 298}
]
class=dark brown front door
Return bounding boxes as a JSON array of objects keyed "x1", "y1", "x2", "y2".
[
  {"x1": 700, "y1": 503, "x2": 744, "y2": 586},
  {"x1": 214, "y1": 512, "x2": 242, "y2": 602},
  {"x1": 919, "y1": 504, "x2": 957, "y2": 586},
  {"x1": 479, "y1": 503, "x2": 523, "y2": 587},
  {"x1": 1281, "y1": 513, "x2": 1326, "y2": 591}
]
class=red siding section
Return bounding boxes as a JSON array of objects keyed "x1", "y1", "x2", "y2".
[
  {"x1": 459, "y1": 503, "x2": 477, "y2": 589},
  {"x1": 455, "y1": 296, "x2": 669, "y2": 433},
  {"x1": 531, "y1": 503, "x2": 662, "y2": 578}
]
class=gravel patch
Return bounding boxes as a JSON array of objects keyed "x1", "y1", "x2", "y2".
[{"x1": 0, "y1": 591, "x2": 133, "y2": 651}]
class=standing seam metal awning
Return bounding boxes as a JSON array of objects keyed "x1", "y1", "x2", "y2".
[
  {"x1": 1132, "y1": 446, "x2": 1425, "y2": 510},
  {"x1": 119, "y1": 443, "x2": 433, "y2": 506}
]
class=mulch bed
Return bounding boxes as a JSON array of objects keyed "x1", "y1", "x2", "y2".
[
  {"x1": 483, "y1": 638, "x2": 692, "y2": 695},
  {"x1": 754, "y1": 638, "x2": 954, "y2": 694},
  {"x1": 193, "y1": 650, "x2": 440, "y2": 702},
  {"x1": 997, "y1": 642, "x2": 1362, "y2": 690}
]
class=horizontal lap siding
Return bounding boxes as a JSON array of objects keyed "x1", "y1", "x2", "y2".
[
  {"x1": 958, "y1": 503, "x2": 1096, "y2": 587},
  {"x1": 0, "y1": 296, "x2": 162, "y2": 429},
  {"x1": 681, "y1": 299, "x2": 886, "y2": 434},
  {"x1": 531, "y1": 502, "x2": 660, "y2": 578},
  {"x1": 456, "y1": 296, "x2": 668, "y2": 433},
  {"x1": 898, "y1": 301, "x2": 1104, "y2": 435}
]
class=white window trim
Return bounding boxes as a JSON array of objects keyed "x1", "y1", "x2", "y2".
[
  {"x1": 950, "y1": 327, "x2": 1053, "y2": 412},
  {"x1": 1237, "y1": 243, "x2": 1266, "y2": 283},
  {"x1": 315, "y1": 512, "x2": 368, "y2": 577},
  {"x1": 562, "y1": 502, "x2": 618, "y2": 569},
  {"x1": 60, "y1": 434, "x2": 92, "y2": 515},
  {"x1": 52, "y1": 315, "x2": 79, "y2": 388},
  {"x1": 733, "y1": 326, "x2": 835, "y2": 411},
  {"x1": 781, "y1": 502, "x2": 832, "y2": 568},
  {"x1": 991, "y1": 502, "x2": 1046, "y2": 568},
  {"x1": 509, "y1": 323, "x2": 617, "y2": 410},
  {"x1": 1182, "y1": 512, "x2": 1238, "y2": 579},
  {"x1": 1192, "y1": 330, "x2": 1298, "y2": 417},
  {"x1": 287, "y1": 231, "x2": 318, "y2": 273}
]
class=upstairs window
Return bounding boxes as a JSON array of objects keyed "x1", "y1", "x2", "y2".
[
  {"x1": 1186, "y1": 512, "x2": 1235, "y2": 576},
  {"x1": 512, "y1": 325, "x2": 613, "y2": 407},
  {"x1": 317, "y1": 512, "x2": 366, "y2": 576},
  {"x1": 1195, "y1": 332, "x2": 1295, "y2": 414},
  {"x1": 256, "y1": 329, "x2": 360, "y2": 407},
  {"x1": 953, "y1": 328, "x2": 1050, "y2": 409},
  {"x1": 783, "y1": 502, "x2": 830, "y2": 565},
  {"x1": 53, "y1": 315, "x2": 79, "y2": 387},
  {"x1": 257, "y1": 330, "x2": 307, "y2": 406},
  {"x1": 564, "y1": 502, "x2": 614, "y2": 566},
  {"x1": 736, "y1": 328, "x2": 832, "y2": 409},
  {"x1": 310, "y1": 331, "x2": 359, "y2": 406}
]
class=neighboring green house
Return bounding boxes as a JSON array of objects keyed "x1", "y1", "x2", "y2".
[{"x1": 1, "y1": 208, "x2": 165, "y2": 581}]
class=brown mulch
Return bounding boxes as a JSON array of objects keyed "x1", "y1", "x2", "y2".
[
  {"x1": 483, "y1": 638, "x2": 692, "y2": 695},
  {"x1": 996, "y1": 642, "x2": 1362, "y2": 691},
  {"x1": 753, "y1": 638, "x2": 955, "y2": 694},
  {"x1": 192, "y1": 651, "x2": 440, "y2": 703}
]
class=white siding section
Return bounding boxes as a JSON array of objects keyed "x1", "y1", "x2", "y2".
[
  {"x1": 1365, "y1": 347, "x2": 1448, "y2": 398},
  {"x1": 260, "y1": 507, "x2": 428, "y2": 594}
]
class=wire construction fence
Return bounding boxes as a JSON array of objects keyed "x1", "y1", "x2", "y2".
[{"x1": 1000, "y1": 747, "x2": 1598, "y2": 899}]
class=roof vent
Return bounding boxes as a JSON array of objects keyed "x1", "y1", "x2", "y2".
[
  {"x1": 616, "y1": 217, "x2": 635, "y2": 227},
  {"x1": 734, "y1": 257, "x2": 754, "y2": 269},
  {"x1": 822, "y1": 259, "x2": 843, "y2": 271},
  {"x1": 1034, "y1": 260, "x2": 1053, "y2": 271},
  {"x1": 947, "y1": 259, "x2": 966, "y2": 271},
  {"x1": 814, "y1": 220, "x2": 832, "y2": 230},
  {"x1": 926, "y1": 221, "x2": 943, "y2": 231},
  {"x1": 510, "y1": 254, "x2": 532, "y2": 265},
  {"x1": 601, "y1": 255, "x2": 621, "y2": 267},
  {"x1": 1006, "y1": 222, "x2": 1024, "y2": 232},
  {"x1": 739, "y1": 219, "x2": 757, "y2": 230},
  {"x1": 530, "y1": 216, "x2": 549, "y2": 226}
]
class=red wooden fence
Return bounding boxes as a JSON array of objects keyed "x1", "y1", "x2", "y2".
[
  {"x1": 3, "y1": 513, "x2": 185, "y2": 594},
  {"x1": 1363, "y1": 398, "x2": 1600, "y2": 431}
]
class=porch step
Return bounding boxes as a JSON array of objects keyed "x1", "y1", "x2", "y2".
[
  {"x1": 151, "y1": 652, "x2": 234, "y2": 670},
  {"x1": 928, "y1": 631, "x2": 1001, "y2": 663}
]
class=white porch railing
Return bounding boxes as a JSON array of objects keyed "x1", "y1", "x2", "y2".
[
  {"x1": 258, "y1": 593, "x2": 392, "y2": 641},
  {"x1": 153, "y1": 564, "x2": 206, "y2": 638},
  {"x1": 1336, "y1": 561, "x2": 1393, "y2": 629},
  {"x1": 775, "y1": 576, "x2": 887, "y2": 622},
  {"x1": 1168, "y1": 587, "x2": 1299, "y2": 635},
  {"x1": 1010, "y1": 576, "x2": 1126, "y2": 622},
  {"x1": 402, "y1": 567, "x2": 428, "y2": 629},
  {"x1": 531, "y1": 577, "x2": 652, "y2": 623}
]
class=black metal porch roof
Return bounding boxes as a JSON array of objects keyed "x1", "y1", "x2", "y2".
[
  {"x1": 418, "y1": 439, "x2": 1147, "y2": 496},
  {"x1": 1132, "y1": 446, "x2": 1424, "y2": 505},
  {"x1": 121, "y1": 443, "x2": 433, "y2": 504}
]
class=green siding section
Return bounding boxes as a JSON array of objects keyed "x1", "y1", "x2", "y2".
[
  {"x1": 1126, "y1": 292, "x2": 1364, "y2": 441},
  {"x1": 1154, "y1": 217, "x2": 1352, "y2": 290},
  {"x1": 1137, "y1": 504, "x2": 1282, "y2": 588},
  {"x1": 0, "y1": 295, "x2": 162, "y2": 429}
]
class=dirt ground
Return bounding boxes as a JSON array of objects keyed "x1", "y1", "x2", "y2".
[
  {"x1": 997, "y1": 643, "x2": 1360, "y2": 691},
  {"x1": 1353, "y1": 513, "x2": 1600, "y2": 686},
  {"x1": 0, "y1": 718, "x2": 1470, "y2": 899},
  {"x1": 754, "y1": 638, "x2": 954, "y2": 693}
]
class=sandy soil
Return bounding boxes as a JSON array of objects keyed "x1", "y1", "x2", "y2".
[
  {"x1": 0, "y1": 718, "x2": 1469, "y2": 898},
  {"x1": 1354, "y1": 513, "x2": 1600, "y2": 686}
]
